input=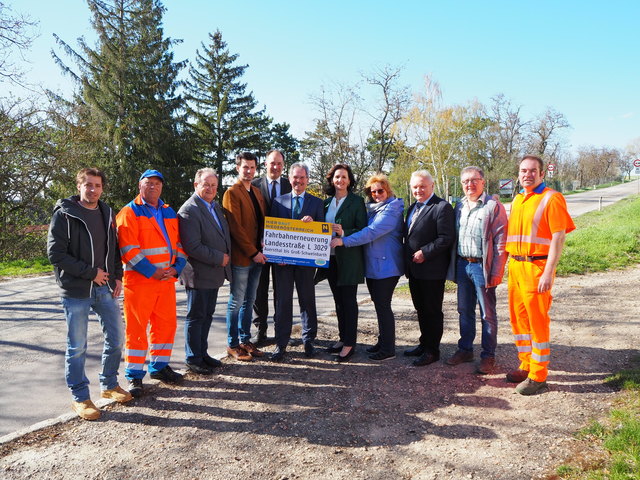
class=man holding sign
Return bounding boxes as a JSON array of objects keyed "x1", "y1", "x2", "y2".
[{"x1": 269, "y1": 163, "x2": 325, "y2": 361}]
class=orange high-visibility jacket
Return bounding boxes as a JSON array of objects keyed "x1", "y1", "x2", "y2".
[
  {"x1": 116, "y1": 195, "x2": 187, "y2": 285},
  {"x1": 506, "y1": 184, "x2": 575, "y2": 256}
]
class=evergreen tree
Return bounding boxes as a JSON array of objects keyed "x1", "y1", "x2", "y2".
[
  {"x1": 269, "y1": 121, "x2": 300, "y2": 171},
  {"x1": 52, "y1": 0, "x2": 190, "y2": 208},
  {"x1": 184, "y1": 30, "x2": 270, "y2": 183}
]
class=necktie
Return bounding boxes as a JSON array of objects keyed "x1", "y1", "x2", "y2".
[
  {"x1": 209, "y1": 203, "x2": 223, "y2": 231},
  {"x1": 293, "y1": 196, "x2": 301, "y2": 219},
  {"x1": 270, "y1": 180, "x2": 277, "y2": 200},
  {"x1": 410, "y1": 202, "x2": 424, "y2": 228}
]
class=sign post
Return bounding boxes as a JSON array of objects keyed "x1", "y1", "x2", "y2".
[{"x1": 547, "y1": 163, "x2": 555, "y2": 178}]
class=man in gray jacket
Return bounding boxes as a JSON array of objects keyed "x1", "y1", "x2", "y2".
[
  {"x1": 47, "y1": 168, "x2": 132, "y2": 421},
  {"x1": 446, "y1": 166, "x2": 508, "y2": 374},
  {"x1": 178, "y1": 168, "x2": 231, "y2": 374}
]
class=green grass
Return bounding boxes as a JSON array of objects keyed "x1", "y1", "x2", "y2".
[
  {"x1": 556, "y1": 363, "x2": 640, "y2": 479},
  {"x1": 557, "y1": 195, "x2": 640, "y2": 276},
  {"x1": 0, "y1": 257, "x2": 52, "y2": 277}
]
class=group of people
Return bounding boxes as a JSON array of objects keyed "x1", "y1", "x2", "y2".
[{"x1": 47, "y1": 151, "x2": 574, "y2": 421}]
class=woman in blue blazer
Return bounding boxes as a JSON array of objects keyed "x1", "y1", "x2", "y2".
[
  {"x1": 331, "y1": 174, "x2": 404, "y2": 361},
  {"x1": 323, "y1": 164, "x2": 367, "y2": 362}
]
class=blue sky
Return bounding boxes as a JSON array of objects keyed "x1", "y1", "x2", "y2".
[{"x1": 8, "y1": 0, "x2": 640, "y2": 153}]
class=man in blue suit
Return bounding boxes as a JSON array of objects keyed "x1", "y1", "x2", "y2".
[{"x1": 269, "y1": 162, "x2": 325, "y2": 361}]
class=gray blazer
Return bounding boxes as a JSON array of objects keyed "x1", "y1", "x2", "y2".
[{"x1": 178, "y1": 193, "x2": 231, "y2": 289}]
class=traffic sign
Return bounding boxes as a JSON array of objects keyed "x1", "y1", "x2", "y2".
[
  {"x1": 547, "y1": 164, "x2": 556, "y2": 172},
  {"x1": 499, "y1": 179, "x2": 514, "y2": 195},
  {"x1": 633, "y1": 159, "x2": 640, "y2": 168}
]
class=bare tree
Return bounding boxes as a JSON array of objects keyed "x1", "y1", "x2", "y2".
[
  {"x1": 0, "y1": 1, "x2": 37, "y2": 86},
  {"x1": 526, "y1": 107, "x2": 570, "y2": 163},
  {"x1": 301, "y1": 83, "x2": 364, "y2": 187},
  {"x1": 363, "y1": 65, "x2": 410, "y2": 173}
]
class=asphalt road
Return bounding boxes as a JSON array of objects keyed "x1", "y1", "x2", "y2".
[
  {"x1": 0, "y1": 178, "x2": 638, "y2": 438},
  {"x1": 0, "y1": 273, "x2": 352, "y2": 437}
]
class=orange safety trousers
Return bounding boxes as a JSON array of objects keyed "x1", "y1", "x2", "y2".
[
  {"x1": 123, "y1": 281, "x2": 177, "y2": 379},
  {"x1": 508, "y1": 258, "x2": 552, "y2": 382}
]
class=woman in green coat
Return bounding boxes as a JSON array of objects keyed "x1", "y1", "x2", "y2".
[{"x1": 323, "y1": 163, "x2": 367, "y2": 362}]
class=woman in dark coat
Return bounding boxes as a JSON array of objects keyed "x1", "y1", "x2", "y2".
[{"x1": 323, "y1": 164, "x2": 367, "y2": 362}]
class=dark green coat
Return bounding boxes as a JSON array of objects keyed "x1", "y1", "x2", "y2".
[{"x1": 324, "y1": 192, "x2": 367, "y2": 286}]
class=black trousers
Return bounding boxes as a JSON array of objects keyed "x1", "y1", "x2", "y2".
[
  {"x1": 408, "y1": 275, "x2": 445, "y2": 355},
  {"x1": 366, "y1": 276, "x2": 399, "y2": 355},
  {"x1": 253, "y1": 262, "x2": 276, "y2": 332},
  {"x1": 273, "y1": 264, "x2": 318, "y2": 349},
  {"x1": 327, "y1": 258, "x2": 359, "y2": 346}
]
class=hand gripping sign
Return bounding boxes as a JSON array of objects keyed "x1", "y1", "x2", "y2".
[{"x1": 262, "y1": 216, "x2": 331, "y2": 268}]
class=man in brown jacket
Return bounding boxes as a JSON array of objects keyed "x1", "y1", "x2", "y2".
[{"x1": 222, "y1": 152, "x2": 267, "y2": 361}]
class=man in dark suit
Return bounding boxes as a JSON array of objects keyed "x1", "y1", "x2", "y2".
[
  {"x1": 269, "y1": 162, "x2": 325, "y2": 361},
  {"x1": 403, "y1": 170, "x2": 456, "y2": 367},
  {"x1": 178, "y1": 168, "x2": 231, "y2": 374},
  {"x1": 251, "y1": 149, "x2": 292, "y2": 344}
]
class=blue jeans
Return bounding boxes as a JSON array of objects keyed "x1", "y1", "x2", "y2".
[
  {"x1": 61, "y1": 285, "x2": 124, "y2": 402},
  {"x1": 226, "y1": 263, "x2": 263, "y2": 347},
  {"x1": 456, "y1": 257, "x2": 498, "y2": 358},
  {"x1": 185, "y1": 287, "x2": 219, "y2": 364}
]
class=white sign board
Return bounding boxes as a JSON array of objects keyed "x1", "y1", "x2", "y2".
[
  {"x1": 499, "y1": 179, "x2": 514, "y2": 195},
  {"x1": 262, "y1": 217, "x2": 331, "y2": 268}
]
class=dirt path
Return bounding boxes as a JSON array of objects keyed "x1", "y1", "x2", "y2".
[{"x1": 1, "y1": 266, "x2": 639, "y2": 480}]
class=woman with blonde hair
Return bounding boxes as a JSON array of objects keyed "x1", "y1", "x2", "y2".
[{"x1": 331, "y1": 173, "x2": 404, "y2": 361}]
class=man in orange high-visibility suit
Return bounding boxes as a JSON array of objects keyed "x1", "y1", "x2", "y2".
[
  {"x1": 506, "y1": 155, "x2": 575, "y2": 395},
  {"x1": 116, "y1": 169, "x2": 187, "y2": 398}
]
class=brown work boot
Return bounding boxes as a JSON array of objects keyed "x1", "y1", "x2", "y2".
[
  {"x1": 506, "y1": 368, "x2": 530, "y2": 383},
  {"x1": 476, "y1": 357, "x2": 496, "y2": 374},
  {"x1": 101, "y1": 385, "x2": 133, "y2": 403},
  {"x1": 71, "y1": 399, "x2": 101, "y2": 421},
  {"x1": 227, "y1": 346, "x2": 252, "y2": 362},
  {"x1": 446, "y1": 349, "x2": 474, "y2": 366},
  {"x1": 240, "y1": 342, "x2": 264, "y2": 357},
  {"x1": 515, "y1": 378, "x2": 549, "y2": 395}
]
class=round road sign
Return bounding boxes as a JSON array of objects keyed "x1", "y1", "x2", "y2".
[
  {"x1": 633, "y1": 159, "x2": 640, "y2": 168},
  {"x1": 547, "y1": 164, "x2": 556, "y2": 172}
]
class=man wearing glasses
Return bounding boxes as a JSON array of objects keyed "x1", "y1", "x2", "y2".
[{"x1": 446, "y1": 166, "x2": 508, "y2": 375}]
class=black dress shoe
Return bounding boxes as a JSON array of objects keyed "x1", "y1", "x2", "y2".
[
  {"x1": 404, "y1": 345, "x2": 426, "y2": 357},
  {"x1": 251, "y1": 328, "x2": 268, "y2": 345},
  {"x1": 150, "y1": 365, "x2": 184, "y2": 384},
  {"x1": 336, "y1": 347, "x2": 355, "y2": 363},
  {"x1": 304, "y1": 341, "x2": 316, "y2": 357},
  {"x1": 366, "y1": 343, "x2": 381, "y2": 353},
  {"x1": 186, "y1": 362, "x2": 213, "y2": 375},
  {"x1": 413, "y1": 352, "x2": 440, "y2": 367},
  {"x1": 288, "y1": 338, "x2": 302, "y2": 347},
  {"x1": 271, "y1": 347, "x2": 286, "y2": 362},
  {"x1": 369, "y1": 351, "x2": 395, "y2": 361},
  {"x1": 203, "y1": 355, "x2": 222, "y2": 368},
  {"x1": 326, "y1": 343, "x2": 343, "y2": 354}
]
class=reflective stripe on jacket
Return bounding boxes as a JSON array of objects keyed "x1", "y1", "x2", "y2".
[{"x1": 506, "y1": 185, "x2": 575, "y2": 257}]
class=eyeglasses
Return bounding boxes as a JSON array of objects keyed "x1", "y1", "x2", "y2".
[
  {"x1": 371, "y1": 188, "x2": 386, "y2": 195},
  {"x1": 200, "y1": 183, "x2": 218, "y2": 189},
  {"x1": 461, "y1": 178, "x2": 483, "y2": 185}
]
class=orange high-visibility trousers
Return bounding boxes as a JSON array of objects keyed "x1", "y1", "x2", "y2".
[
  {"x1": 508, "y1": 258, "x2": 552, "y2": 382},
  {"x1": 122, "y1": 281, "x2": 177, "y2": 379}
]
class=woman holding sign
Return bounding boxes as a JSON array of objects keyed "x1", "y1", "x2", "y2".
[
  {"x1": 322, "y1": 164, "x2": 367, "y2": 362},
  {"x1": 331, "y1": 174, "x2": 404, "y2": 361}
]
